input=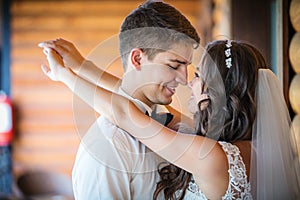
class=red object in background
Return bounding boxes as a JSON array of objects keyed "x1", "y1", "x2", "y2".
[{"x1": 0, "y1": 92, "x2": 13, "y2": 146}]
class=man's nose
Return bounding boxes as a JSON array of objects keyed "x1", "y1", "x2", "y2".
[{"x1": 175, "y1": 66, "x2": 188, "y2": 85}]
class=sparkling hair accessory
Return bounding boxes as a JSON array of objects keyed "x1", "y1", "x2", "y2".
[{"x1": 225, "y1": 40, "x2": 232, "y2": 68}]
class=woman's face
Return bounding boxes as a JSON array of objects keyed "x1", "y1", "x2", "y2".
[{"x1": 188, "y1": 71, "x2": 203, "y2": 114}]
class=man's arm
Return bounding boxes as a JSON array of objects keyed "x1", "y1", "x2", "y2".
[{"x1": 39, "y1": 38, "x2": 121, "y2": 91}]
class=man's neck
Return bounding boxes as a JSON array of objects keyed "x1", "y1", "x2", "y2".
[
  {"x1": 120, "y1": 79, "x2": 154, "y2": 108},
  {"x1": 118, "y1": 87, "x2": 155, "y2": 115}
]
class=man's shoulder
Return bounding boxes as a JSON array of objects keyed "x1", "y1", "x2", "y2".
[
  {"x1": 96, "y1": 116, "x2": 141, "y2": 142},
  {"x1": 80, "y1": 116, "x2": 151, "y2": 155}
]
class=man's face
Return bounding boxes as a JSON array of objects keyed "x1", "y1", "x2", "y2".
[{"x1": 134, "y1": 43, "x2": 194, "y2": 107}]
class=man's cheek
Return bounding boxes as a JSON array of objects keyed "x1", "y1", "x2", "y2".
[{"x1": 143, "y1": 65, "x2": 174, "y2": 83}]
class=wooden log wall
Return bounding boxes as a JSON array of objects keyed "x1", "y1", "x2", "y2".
[{"x1": 10, "y1": 0, "x2": 205, "y2": 177}]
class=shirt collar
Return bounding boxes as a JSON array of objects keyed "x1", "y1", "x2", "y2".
[{"x1": 118, "y1": 87, "x2": 154, "y2": 115}]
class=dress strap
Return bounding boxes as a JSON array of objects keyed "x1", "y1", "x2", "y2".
[{"x1": 218, "y1": 141, "x2": 252, "y2": 199}]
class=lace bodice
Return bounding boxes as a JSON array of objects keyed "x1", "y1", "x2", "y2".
[{"x1": 176, "y1": 141, "x2": 252, "y2": 199}]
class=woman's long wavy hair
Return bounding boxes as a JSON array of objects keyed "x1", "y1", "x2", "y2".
[{"x1": 153, "y1": 40, "x2": 268, "y2": 200}]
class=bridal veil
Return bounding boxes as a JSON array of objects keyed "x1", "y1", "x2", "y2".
[{"x1": 250, "y1": 69, "x2": 300, "y2": 199}]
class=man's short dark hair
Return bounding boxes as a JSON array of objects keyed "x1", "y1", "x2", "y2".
[{"x1": 119, "y1": 1, "x2": 200, "y2": 69}]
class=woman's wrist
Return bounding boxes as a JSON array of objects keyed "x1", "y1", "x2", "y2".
[
  {"x1": 59, "y1": 68, "x2": 77, "y2": 90},
  {"x1": 72, "y1": 57, "x2": 86, "y2": 74}
]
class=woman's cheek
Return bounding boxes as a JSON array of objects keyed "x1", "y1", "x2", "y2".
[{"x1": 188, "y1": 96, "x2": 198, "y2": 114}]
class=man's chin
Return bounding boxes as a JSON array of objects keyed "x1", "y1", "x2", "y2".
[{"x1": 160, "y1": 98, "x2": 172, "y2": 105}]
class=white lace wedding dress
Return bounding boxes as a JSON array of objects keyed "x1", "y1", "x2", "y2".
[{"x1": 176, "y1": 141, "x2": 252, "y2": 200}]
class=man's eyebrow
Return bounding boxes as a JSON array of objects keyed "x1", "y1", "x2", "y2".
[{"x1": 169, "y1": 59, "x2": 191, "y2": 65}]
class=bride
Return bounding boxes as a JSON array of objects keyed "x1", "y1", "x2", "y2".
[{"x1": 40, "y1": 39, "x2": 300, "y2": 199}]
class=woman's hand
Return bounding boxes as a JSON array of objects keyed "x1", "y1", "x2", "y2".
[
  {"x1": 41, "y1": 47, "x2": 71, "y2": 82},
  {"x1": 38, "y1": 38, "x2": 85, "y2": 73}
]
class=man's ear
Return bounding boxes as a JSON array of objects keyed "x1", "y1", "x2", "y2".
[{"x1": 130, "y1": 48, "x2": 143, "y2": 70}]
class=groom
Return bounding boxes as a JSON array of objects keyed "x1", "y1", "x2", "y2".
[{"x1": 40, "y1": 1, "x2": 199, "y2": 199}]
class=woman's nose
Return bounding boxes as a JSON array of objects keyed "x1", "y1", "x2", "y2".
[
  {"x1": 188, "y1": 80, "x2": 193, "y2": 88},
  {"x1": 188, "y1": 77, "x2": 198, "y2": 88}
]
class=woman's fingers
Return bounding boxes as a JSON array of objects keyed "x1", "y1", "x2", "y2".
[
  {"x1": 46, "y1": 47, "x2": 63, "y2": 65},
  {"x1": 39, "y1": 38, "x2": 70, "y2": 55},
  {"x1": 41, "y1": 47, "x2": 65, "y2": 81},
  {"x1": 41, "y1": 64, "x2": 50, "y2": 74},
  {"x1": 41, "y1": 64, "x2": 57, "y2": 81},
  {"x1": 39, "y1": 38, "x2": 85, "y2": 73},
  {"x1": 38, "y1": 40, "x2": 55, "y2": 49},
  {"x1": 42, "y1": 47, "x2": 49, "y2": 56},
  {"x1": 53, "y1": 38, "x2": 72, "y2": 47}
]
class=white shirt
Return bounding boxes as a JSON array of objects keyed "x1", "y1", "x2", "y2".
[{"x1": 72, "y1": 88, "x2": 165, "y2": 200}]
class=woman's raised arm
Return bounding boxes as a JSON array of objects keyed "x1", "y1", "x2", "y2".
[
  {"x1": 39, "y1": 38, "x2": 192, "y2": 127},
  {"x1": 41, "y1": 47, "x2": 225, "y2": 177},
  {"x1": 39, "y1": 38, "x2": 121, "y2": 91}
]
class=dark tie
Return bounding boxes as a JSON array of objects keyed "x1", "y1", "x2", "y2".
[{"x1": 145, "y1": 110, "x2": 174, "y2": 126}]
